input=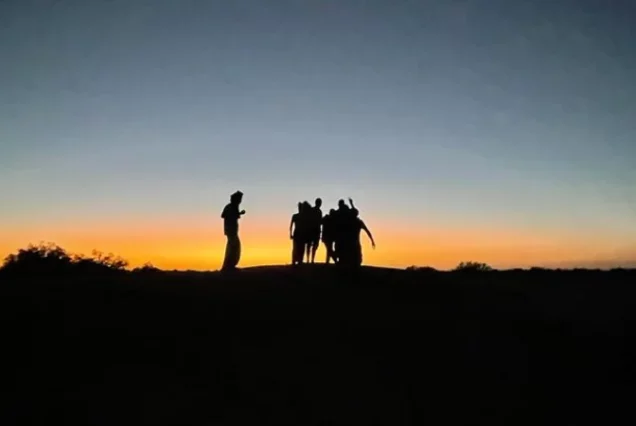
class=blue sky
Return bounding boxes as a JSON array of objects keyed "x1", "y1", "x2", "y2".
[{"x1": 1, "y1": 0, "x2": 635, "y2": 267}]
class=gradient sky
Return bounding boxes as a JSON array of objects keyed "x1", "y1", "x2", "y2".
[{"x1": 1, "y1": 0, "x2": 635, "y2": 270}]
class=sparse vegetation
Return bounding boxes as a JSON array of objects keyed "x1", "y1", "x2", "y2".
[
  {"x1": 132, "y1": 262, "x2": 161, "y2": 273},
  {"x1": 406, "y1": 265, "x2": 439, "y2": 272},
  {"x1": 1, "y1": 242, "x2": 128, "y2": 276},
  {"x1": 453, "y1": 261, "x2": 493, "y2": 272}
]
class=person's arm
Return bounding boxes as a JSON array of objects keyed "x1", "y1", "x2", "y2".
[
  {"x1": 361, "y1": 221, "x2": 376, "y2": 249},
  {"x1": 348, "y1": 197, "x2": 356, "y2": 209},
  {"x1": 233, "y1": 205, "x2": 245, "y2": 218}
]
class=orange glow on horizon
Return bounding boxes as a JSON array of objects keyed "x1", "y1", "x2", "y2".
[{"x1": 1, "y1": 216, "x2": 634, "y2": 270}]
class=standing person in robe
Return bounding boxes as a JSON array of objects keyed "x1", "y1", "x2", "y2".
[
  {"x1": 289, "y1": 202, "x2": 305, "y2": 265},
  {"x1": 221, "y1": 191, "x2": 245, "y2": 271}
]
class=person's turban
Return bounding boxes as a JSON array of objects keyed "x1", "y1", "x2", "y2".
[{"x1": 230, "y1": 191, "x2": 243, "y2": 203}]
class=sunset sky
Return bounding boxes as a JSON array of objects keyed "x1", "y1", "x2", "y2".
[{"x1": 1, "y1": 0, "x2": 635, "y2": 270}]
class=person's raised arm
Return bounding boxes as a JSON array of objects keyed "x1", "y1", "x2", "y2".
[
  {"x1": 361, "y1": 221, "x2": 376, "y2": 249},
  {"x1": 348, "y1": 197, "x2": 356, "y2": 210}
]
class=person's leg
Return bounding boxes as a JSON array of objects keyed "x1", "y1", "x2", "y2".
[
  {"x1": 354, "y1": 242, "x2": 362, "y2": 266},
  {"x1": 222, "y1": 236, "x2": 232, "y2": 270},
  {"x1": 222, "y1": 235, "x2": 238, "y2": 271},
  {"x1": 233, "y1": 235, "x2": 241, "y2": 268},
  {"x1": 296, "y1": 239, "x2": 304, "y2": 264},
  {"x1": 344, "y1": 241, "x2": 356, "y2": 266},
  {"x1": 341, "y1": 243, "x2": 348, "y2": 266},
  {"x1": 293, "y1": 238, "x2": 302, "y2": 264},
  {"x1": 310, "y1": 237, "x2": 318, "y2": 263},
  {"x1": 323, "y1": 240, "x2": 331, "y2": 263},
  {"x1": 334, "y1": 240, "x2": 343, "y2": 265}
]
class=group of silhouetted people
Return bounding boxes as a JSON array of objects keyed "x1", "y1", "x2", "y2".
[
  {"x1": 289, "y1": 197, "x2": 376, "y2": 267},
  {"x1": 221, "y1": 191, "x2": 375, "y2": 272},
  {"x1": 289, "y1": 198, "x2": 324, "y2": 264}
]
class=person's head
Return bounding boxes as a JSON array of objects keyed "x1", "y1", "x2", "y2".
[
  {"x1": 297, "y1": 202, "x2": 302, "y2": 212},
  {"x1": 329, "y1": 209, "x2": 336, "y2": 216},
  {"x1": 315, "y1": 198, "x2": 322, "y2": 208},
  {"x1": 302, "y1": 201, "x2": 311, "y2": 211},
  {"x1": 338, "y1": 199, "x2": 346, "y2": 209},
  {"x1": 352, "y1": 208, "x2": 359, "y2": 217},
  {"x1": 230, "y1": 191, "x2": 243, "y2": 205}
]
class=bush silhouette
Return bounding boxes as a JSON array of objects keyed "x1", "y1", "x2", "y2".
[
  {"x1": 1, "y1": 242, "x2": 73, "y2": 274},
  {"x1": 454, "y1": 261, "x2": 493, "y2": 272},
  {"x1": 406, "y1": 266, "x2": 439, "y2": 272},
  {"x1": 1, "y1": 242, "x2": 129, "y2": 276},
  {"x1": 132, "y1": 262, "x2": 161, "y2": 273},
  {"x1": 89, "y1": 250, "x2": 128, "y2": 270}
]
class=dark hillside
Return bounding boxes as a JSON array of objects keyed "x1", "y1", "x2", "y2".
[{"x1": 2, "y1": 266, "x2": 635, "y2": 425}]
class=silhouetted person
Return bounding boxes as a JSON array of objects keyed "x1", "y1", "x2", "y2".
[
  {"x1": 308, "y1": 198, "x2": 323, "y2": 263},
  {"x1": 321, "y1": 209, "x2": 337, "y2": 263},
  {"x1": 350, "y1": 206, "x2": 376, "y2": 265},
  {"x1": 289, "y1": 202, "x2": 305, "y2": 265},
  {"x1": 332, "y1": 199, "x2": 351, "y2": 264},
  {"x1": 221, "y1": 191, "x2": 245, "y2": 271},
  {"x1": 301, "y1": 201, "x2": 313, "y2": 262},
  {"x1": 331, "y1": 197, "x2": 375, "y2": 266}
]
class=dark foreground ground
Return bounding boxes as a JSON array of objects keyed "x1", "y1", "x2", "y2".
[{"x1": 2, "y1": 265, "x2": 635, "y2": 425}]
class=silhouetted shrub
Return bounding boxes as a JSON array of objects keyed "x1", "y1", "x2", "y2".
[
  {"x1": 0, "y1": 242, "x2": 129, "y2": 276},
  {"x1": 454, "y1": 261, "x2": 493, "y2": 272},
  {"x1": 1, "y1": 242, "x2": 73, "y2": 274},
  {"x1": 71, "y1": 250, "x2": 128, "y2": 272},
  {"x1": 406, "y1": 266, "x2": 439, "y2": 272},
  {"x1": 90, "y1": 250, "x2": 128, "y2": 270},
  {"x1": 132, "y1": 262, "x2": 161, "y2": 273}
]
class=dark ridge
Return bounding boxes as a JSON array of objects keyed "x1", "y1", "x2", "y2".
[{"x1": 2, "y1": 265, "x2": 635, "y2": 425}]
